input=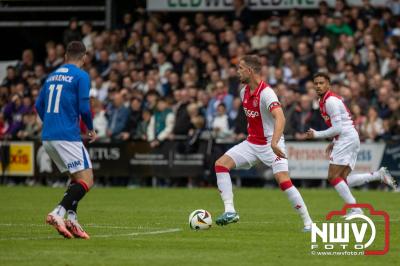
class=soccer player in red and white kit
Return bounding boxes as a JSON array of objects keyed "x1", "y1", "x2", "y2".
[
  {"x1": 306, "y1": 73, "x2": 396, "y2": 216},
  {"x1": 214, "y1": 55, "x2": 313, "y2": 232}
]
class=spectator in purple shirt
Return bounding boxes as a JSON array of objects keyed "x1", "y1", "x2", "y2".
[{"x1": 3, "y1": 94, "x2": 30, "y2": 138}]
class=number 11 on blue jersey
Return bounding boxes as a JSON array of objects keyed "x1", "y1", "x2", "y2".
[{"x1": 47, "y1": 84, "x2": 63, "y2": 113}]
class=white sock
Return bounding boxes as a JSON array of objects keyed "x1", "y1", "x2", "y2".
[
  {"x1": 331, "y1": 178, "x2": 356, "y2": 204},
  {"x1": 51, "y1": 205, "x2": 66, "y2": 217},
  {"x1": 347, "y1": 171, "x2": 381, "y2": 187},
  {"x1": 215, "y1": 166, "x2": 235, "y2": 213},
  {"x1": 281, "y1": 181, "x2": 312, "y2": 226},
  {"x1": 67, "y1": 210, "x2": 77, "y2": 221}
]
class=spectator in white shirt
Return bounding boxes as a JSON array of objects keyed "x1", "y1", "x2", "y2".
[{"x1": 212, "y1": 103, "x2": 232, "y2": 140}]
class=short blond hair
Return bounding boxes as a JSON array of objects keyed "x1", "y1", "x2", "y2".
[{"x1": 240, "y1": 55, "x2": 261, "y2": 73}]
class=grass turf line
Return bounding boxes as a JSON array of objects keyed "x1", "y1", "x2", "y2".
[{"x1": 0, "y1": 187, "x2": 398, "y2": 266}]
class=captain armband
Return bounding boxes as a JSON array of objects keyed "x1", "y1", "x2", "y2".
[{"x1": 268, "y1": 102, "x2": 281, "y2": 112}]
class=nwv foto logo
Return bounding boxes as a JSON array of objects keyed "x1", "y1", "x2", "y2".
[{"x1": 311, "y1": 204, "x2": 390, "y2": 256}]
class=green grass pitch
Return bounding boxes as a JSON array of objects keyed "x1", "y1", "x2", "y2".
[{"x1": 0, "y1": 187, "x2": 398, "y2": 265}]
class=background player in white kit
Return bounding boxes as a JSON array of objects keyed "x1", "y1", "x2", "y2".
[
  {"x1": 306, "y1": 73, "x2": 396, "y2": 216},
  {"x1": 214, "y1": 55, "x2": 313, "y2": 232}
]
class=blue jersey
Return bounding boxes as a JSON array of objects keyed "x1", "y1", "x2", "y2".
[{"x1": 35, "y1": 64, "x2": 93, "y2": 141}]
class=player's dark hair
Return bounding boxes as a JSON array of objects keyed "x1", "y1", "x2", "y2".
[
  {"x1": 66, "y1": 41, "x2": 86, "y2": 61},
  {"x1": 240, "y1": 55, "x2": 262, "y2": 73},
  {"x1": 313, "y1": 72, "x2": 331, "y2": 83}
]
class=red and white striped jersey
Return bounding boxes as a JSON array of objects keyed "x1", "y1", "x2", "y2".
[
  {"x1": 319, "y1": 91, "x2": 357, "y2": 138},
  {"x1": 240, "y1": 80, "x2": 282, "y2": 145}
]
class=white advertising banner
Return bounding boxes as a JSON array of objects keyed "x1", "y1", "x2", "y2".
[
  {"x1": 286, "y1": 142, "x2": 385, "y2": 179},
  {"x1": 147, "y1": 0, "x2": 386, "y2": 12}
]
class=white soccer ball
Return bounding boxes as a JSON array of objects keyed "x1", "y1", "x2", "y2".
[{"x1": 188, "y1": 209, "x2": 212, "y2": 230}]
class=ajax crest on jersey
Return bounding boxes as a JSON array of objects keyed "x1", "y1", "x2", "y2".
[
  {"x1": 253, "y1": 99, "x2": 258, "y2": 107},
  {"x1": 189, "y1": 209, "x2": 212, "y2": 230}
]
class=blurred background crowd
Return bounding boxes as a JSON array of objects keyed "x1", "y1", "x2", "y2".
[{"x1": 1, "y1": 0, "x2": 400, "y2": 145}]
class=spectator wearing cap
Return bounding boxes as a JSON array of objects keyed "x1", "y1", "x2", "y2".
[
  {"x1": 326, "y1": 12, "x2": 354, "y2": 37},
  {"x1": 268, "y1": 20, "x2": 281, "y2": 39}
]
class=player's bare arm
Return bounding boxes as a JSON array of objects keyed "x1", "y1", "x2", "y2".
[{"x1": 270, "y1": 107, "x2": 286, "y2": 159}]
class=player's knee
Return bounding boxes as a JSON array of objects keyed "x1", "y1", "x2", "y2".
[
  {"x1": 215, "y1": 157, "x2": 225, "y2": 168},
  {"x1": 214, "y1": 158, "x2": 231, "y2": 175},
  {"x1": 85, "y1": 178, "x2": 94, "y2": 189},
  {"x1": 274, "y1": 171, "x2": 290, "y2": 184},
  {"x1": 327, "y1": 173, "x2": 339, "y2": 181}
]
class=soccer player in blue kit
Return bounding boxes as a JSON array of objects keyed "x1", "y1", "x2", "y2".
[{"x1": 35, "y1": 41, "x2": 96, "y2": 239}]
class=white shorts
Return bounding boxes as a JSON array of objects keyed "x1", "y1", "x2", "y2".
[
  {"x1": 43, "y1": 141, "x2": 92, "y2": 174},
  {"x1": 225, "y1": 139, "x2": 288, "y2": 174},
  {"x1": 330, "y1": 135, "x2": 360, "y2": 170}
]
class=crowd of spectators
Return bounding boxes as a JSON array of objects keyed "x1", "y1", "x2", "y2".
[{"x1": 1, "y1": 0, "x2": 400, "y2": 146}]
